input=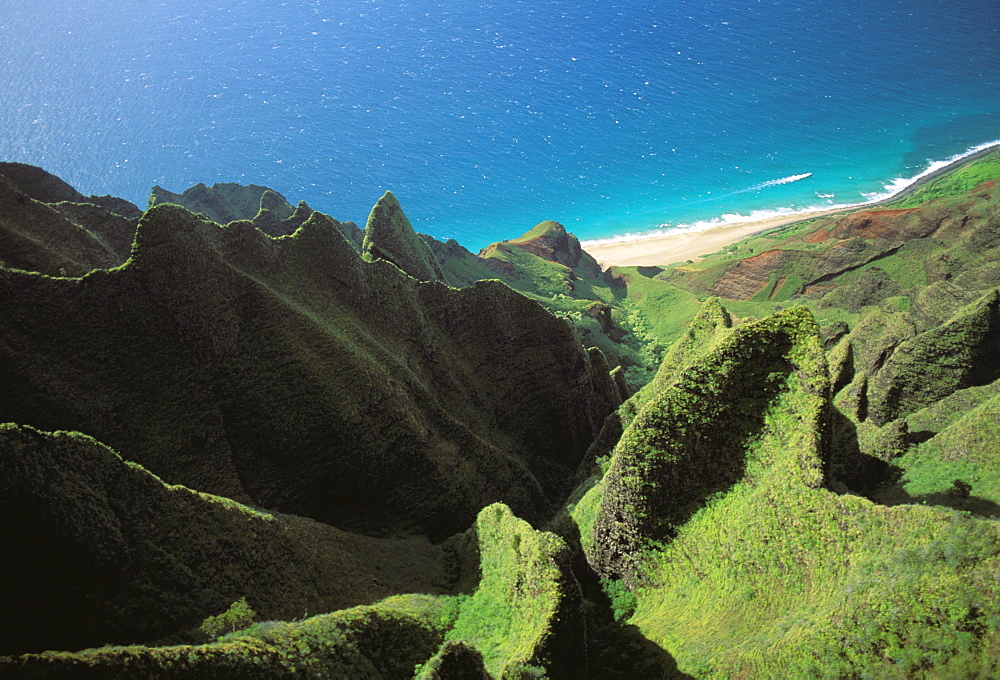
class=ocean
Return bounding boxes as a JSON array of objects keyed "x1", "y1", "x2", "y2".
[{"x1": 1, "y1": 0, "x2": 998, "y2": 250}]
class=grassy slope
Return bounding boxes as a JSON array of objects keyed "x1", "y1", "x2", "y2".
[
  {"x1": 2, "y1": 499, "x2": 587, "y2": 679},
  {"x1": 0, "y1": 424, "x2": 453, "y2": 656},
  {"x1": 1, "y1": 595, "x2": 452, "y2": 680},
  {"x1": 571, "y1": 300, "x2": 1000, "y2": 677},
  {"x1": 477, "y1": 228, "x2": 652, "y2": 388},
  {"x1": 590, "y1": 306, "x2": 828, "y2": 582},
  {"x1": 443, "y1": 503, "x2": 585, "y2": 678},
  {"x1": 889, "y1": 383, "x2": 1000, "y2": 508},
  {"x1": 635, "y1": 150, "x2": 1000, "y2": 503}
]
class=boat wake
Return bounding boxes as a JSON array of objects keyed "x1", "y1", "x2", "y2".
[
  {"x1": 718, "y1": 172, "x2": 814, "y2": 199},
  {"x1": 745, "y1": 172, "x2": 813, "y2": 192}
]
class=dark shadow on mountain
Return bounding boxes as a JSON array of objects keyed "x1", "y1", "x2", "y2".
[
  {"x1": 906, "y1": 429, "x2": 937, "y2": 446},
  {"x1": 875, "y1": 482, "x2": 1000, "y2": 519},
  {"x1": 827, "y1": 409, "x2": 1000, "y2": 519},
  {"x1": 826, "y1": 406, "x2": 899, "y2": 496},
  {"x1": 556, "y1": 522, "x2": 693, "y2": 679},
  {"x1": 636, "y1": 266, "x2": 665, "y2": 279}
]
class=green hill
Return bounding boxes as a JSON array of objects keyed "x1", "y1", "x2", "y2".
[{"x1": 1, "y1": 150, "x2": 998, "y2": 677}]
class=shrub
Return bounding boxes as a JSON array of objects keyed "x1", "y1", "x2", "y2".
[{"x1": 200, "y1": 597, "x2": 256, "y2": 640}]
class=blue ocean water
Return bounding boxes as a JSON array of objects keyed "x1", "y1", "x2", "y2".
[{"x1": 1, "y1": 0, "x2": 998, "y2": 250}]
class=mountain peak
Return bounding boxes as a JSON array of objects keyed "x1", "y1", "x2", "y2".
[
  {"x1": 362, "y1": 191, "x2": 446, "y2": 282},
  {"x1": 507, "y1": 220, "x2": 602, "y2": 277}
]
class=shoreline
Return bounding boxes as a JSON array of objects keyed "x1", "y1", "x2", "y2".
[{"x1": 584, "y1": 140, "x2": 1000, "y2": 268}]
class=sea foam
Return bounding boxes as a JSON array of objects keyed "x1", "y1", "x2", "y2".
[
  {"x1": 581, "y1": 141, "x2": 1000, "y2": 248},
  {"x1": 860, "y1": 139, "x2": 1000, "y2": 202}
]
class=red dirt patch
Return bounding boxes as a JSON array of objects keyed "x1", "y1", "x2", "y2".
[
  {"x1": 708, "y1": 249, "x2": 802, "y2": 300},
  {"x1": 804, "y1": 208, "x2": 921, "y2": 243}
]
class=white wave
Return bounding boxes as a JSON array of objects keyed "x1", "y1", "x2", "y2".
[
  {"x1": 723, "y1": 172, "x2": 813, "y2": 197},
  {"x1": 861, "y1": 139, "x2": 1000, "y2": 203},
  {"x1": 581, "y1": 140, "x2": 1000, "y2": 249}
]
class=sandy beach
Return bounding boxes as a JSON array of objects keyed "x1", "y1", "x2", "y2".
[
  {"x1": 583, "y1": 207, "x2": 848, "y2": 268},
  {"x1": 583, "y1": 141, "x2": 1000, "y2": 269}
]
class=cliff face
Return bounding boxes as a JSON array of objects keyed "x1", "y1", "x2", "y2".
[
  {"x1": 0, "y1": 162, "x2": 140, "y2": 221},
  {"x1": 147, "y1": 180, "x2": 364, "y2": 244},
  {"x1": 148, "y1": 182, "x2": 282, "y2": 225},
  {"x1": 0, "y1": 161, "x2": 88, "y2": 205},
  {"x1": 0, "y1": 200, "x2": 620, "y2": 541},
  {"x1": 0, "y1": 168, "x2": 137, "y2": 275}
]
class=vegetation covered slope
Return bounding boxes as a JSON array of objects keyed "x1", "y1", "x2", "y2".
[
  {"x1": 1, "y1": 500, "x2": 587, "y2": 679},
  {"x1": 591, "y1": 306, "x2": 828, "y2": 583},
  {"x1": 442, "y1": 503, "x2": 586, "y2": 678},
  {"x1": 1, "y1": 150, "x2": 998, "y2": 677},
  {"x1": 2, "y1": 595, "x2": 453, "y2": 680},
  {"x1": 147, "y1": 180, "x2": 363, "y2": 244},
  {"x1": 569, "y1": 299, "x2": 1000, "y2": 677},
  {"x1": 560, "y1": 151, "x2": 1000, "y2": 677},
  {"x1": 0, "y1": 200, "x2": 620, "y2": 541},
  {"x1": 363, "y1": 191, "x2": 448, "y2": 283},
  {"x1": 0, "y1": 171, "x2": 135, "y2": 275},
  {"x1": 0, "y1": 424, "x2": 453, "y2": 656}
]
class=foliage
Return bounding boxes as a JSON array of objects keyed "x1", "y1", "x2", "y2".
[
  {"x1": 0, "y1": 423, "x2": 454, "y2": 655},
  {"x1": 3, "y1": 142, "x2": 1000, "y2": 678},
  {"x1": 200, "y1": 598, "x2": 256, "y2": 640},
  {"x1": 362, "y1": 190, "x2": 447, "y2": 282},
  {"x1": 445, "y1": 503, "x2": 583, "y2": 678},
  {"x1": 3, "y1": 595, "x2": 450, "y2": 679},
  {"x1": 601, "y1": 579, "x2": 637, "y2": 622}
]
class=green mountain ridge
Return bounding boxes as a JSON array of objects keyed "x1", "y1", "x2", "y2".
[
  {"x1": 0, "y1": 201, "x2": 620, "y2": 541},
  {"x1": 1, "y1": 151, "x2": 999, "y2": 677}
]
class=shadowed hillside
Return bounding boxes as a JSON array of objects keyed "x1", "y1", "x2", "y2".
[
  {"x1": 2, "y1": 152, "x2": 999, "y2": 677},
  {"x1": 0, "y1": 199, "x2": 620, "y2": 542},
  {"x1": 0, "y1": 424, "x2": 454, "y2": 655}
]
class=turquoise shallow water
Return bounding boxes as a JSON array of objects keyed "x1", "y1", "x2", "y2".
[{"x1": 1, "y1": 0, "x2": 998, "y2": 250}]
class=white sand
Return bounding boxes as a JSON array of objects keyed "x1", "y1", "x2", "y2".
[
  {"x1": 583, "y1": 141, "x2": 1000, "y2": 269},
  {"x1": 583, "y1": 208, "x2": 848, "y2": 268}
]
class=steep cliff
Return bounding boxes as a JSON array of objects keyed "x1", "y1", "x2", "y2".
[{"x1": 0, "y1": 200, "x2": 620, "y2": 541}]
